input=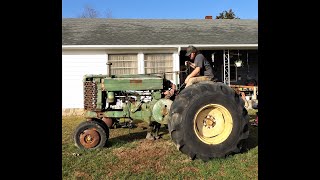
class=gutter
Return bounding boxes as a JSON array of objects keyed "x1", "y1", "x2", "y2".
[{"x1": 62, "y1": 44, "x2": 258, "y2": 50}]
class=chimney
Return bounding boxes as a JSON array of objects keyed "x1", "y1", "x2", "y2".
[{"x1": 205, "y1": 16, "x2": 212, "y2": 19}]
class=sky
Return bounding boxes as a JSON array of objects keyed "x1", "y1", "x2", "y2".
[{"x1": 62, "y1": 0, "x2": 258, "y2": 19}]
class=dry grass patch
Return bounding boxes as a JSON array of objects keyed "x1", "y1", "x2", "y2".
[
  {"x1": 74, "y1": 171, "x2": 93, "y2": 179},
  {"x1": 63, "y1": 115, "x2": 258, "y2": 179},
  {"x1": 111, "y1": 139, "x2": 175, "y2": 174}
]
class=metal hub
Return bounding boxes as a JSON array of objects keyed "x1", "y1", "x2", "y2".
[
  {"x1": 194, "y1": 104, "x2": 233, "y2": 145},
  {"x1": 79, "y1": 129, "x2": 100, "y2": 148},
  {"x1": 203, "y1": 115, "x2": 216, "y2": 129}
]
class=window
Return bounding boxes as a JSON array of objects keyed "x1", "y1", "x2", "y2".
[
  {"x1": 108, "y1": 54, "x2": 138, "y2": 75},
  {"x1": 144, "y1": 54, "x2": 173, "y2": 81}
]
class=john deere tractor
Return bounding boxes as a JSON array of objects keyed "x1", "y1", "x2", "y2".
[{"x1": 73, "y1": 63, "x2": 249, "y2": 161}]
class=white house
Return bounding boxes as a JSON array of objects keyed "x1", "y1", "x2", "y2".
[{"x1": 62, "y1": 18, "x2": 258, "y2": 115}]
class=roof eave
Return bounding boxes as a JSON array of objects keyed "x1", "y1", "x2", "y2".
[{"x1": 62, "y1": 44, "x2": 258, "y2": 50}]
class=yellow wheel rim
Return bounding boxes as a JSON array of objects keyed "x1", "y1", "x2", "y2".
[{"x1": 193, "y1": 104, "x2": 233, "y2": 145}]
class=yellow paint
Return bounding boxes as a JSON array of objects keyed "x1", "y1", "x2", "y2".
[{"x1": 193, "y1": 104, "x2": 233, "y2": 145}]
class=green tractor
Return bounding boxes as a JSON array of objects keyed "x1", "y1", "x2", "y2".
[{"x1": 73, "y1": 63, "x2": 249, "y2": 161}]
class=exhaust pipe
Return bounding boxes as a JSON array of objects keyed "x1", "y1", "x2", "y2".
[{"x1": 106, "y1": 62, "x2": 112, "y2": 77}]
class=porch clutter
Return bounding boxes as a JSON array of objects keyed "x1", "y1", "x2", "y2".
[{"x1": 230, "y1": 85, "x2": 258, "y2": 110}]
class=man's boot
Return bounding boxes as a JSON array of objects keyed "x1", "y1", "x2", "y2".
[{"x1": 153, "y1": 123, "x2": 161, "y2": 139}]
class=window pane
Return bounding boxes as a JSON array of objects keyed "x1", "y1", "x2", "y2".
[
  {"x1": 144, "y1": 54, "x2": 173, "y2": 81},
  {"x1": 108, "y1": 54, "x2": 138, "y2": 75}
]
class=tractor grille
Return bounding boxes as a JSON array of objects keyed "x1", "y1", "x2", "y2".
[{"x1": 84, "y1": 81, "x2": 97, "y2": 110}]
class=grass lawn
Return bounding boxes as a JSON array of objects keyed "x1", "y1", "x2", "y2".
[{"x1": 62, "y1": 109, "x2": 258, "y2": 179}]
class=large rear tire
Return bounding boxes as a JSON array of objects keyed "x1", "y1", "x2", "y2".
[{"x1": 168, "y1": 81, "x2": 249, "y2": 161}]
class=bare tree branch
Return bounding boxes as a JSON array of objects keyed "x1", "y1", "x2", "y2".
[
  {"x1": 78, "y1": 5, "x2": 99, "y2": 18},
  {"x1": 104, "y1": 9, "x2": 113, "y2": 18}
]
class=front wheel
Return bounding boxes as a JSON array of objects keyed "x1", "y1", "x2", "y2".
[
  {"x1": 168, "y1": 82, "x2": 249, "y2": 160},
  {"x1": 73, "y1": 121, "x2": 109, "y2": 150}
]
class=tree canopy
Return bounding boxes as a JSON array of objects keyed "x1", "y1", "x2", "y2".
[{"x1": 216, "y1": 9, "x2": 240, "y2": 19}]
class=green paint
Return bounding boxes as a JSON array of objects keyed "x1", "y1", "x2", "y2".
[
  {"x1": 130, "y1": 110, "x2": 152, "y2": 122},
  {"x1": 96, "y1": 83, "x2": 103, "y2": 110},
  {"x1": 107, "y1": 91, "x2": 115, "y2": 103},
  {"x1": 152, "y1": 99, "x2": 173, "y2": 124},
  {"x1": 104, "y1": 74, "x2": 163, "y2": 91},
  {"x1": 152, "y1": 91, "x2": 162, "y2": 100},
  {"x1": 82, "y1": 73, "x2": 168, "y2": 124},
  {"x1": 104, "y1": 111, "x2": 129, "y2": 118}
]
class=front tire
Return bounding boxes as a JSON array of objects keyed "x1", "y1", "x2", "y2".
[
  {"x1": 168, "y1": 81, "x2": 249, "y2": 160},
  {"x1": 73, "y1": 121, "x2": 109, "y2": 150}
]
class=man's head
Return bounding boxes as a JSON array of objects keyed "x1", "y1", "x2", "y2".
[{"x1": 185, "y1": 45, "x2": 198, "y2": 59}]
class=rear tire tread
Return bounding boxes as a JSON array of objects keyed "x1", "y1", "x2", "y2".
[{"x1": 168, "y1": 81, "x2": 250, "y2": 160}]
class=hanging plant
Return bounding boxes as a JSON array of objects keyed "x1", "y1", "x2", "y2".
[{"x1": 235, "y1": 59, "x2": 242, "y2": 67}]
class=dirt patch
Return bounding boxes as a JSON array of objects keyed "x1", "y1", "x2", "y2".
[
  {"x1": 111, "y1": 139, "x2": 175, "y2": 174},
  {"x1": 74, "y1": 171, "x2": 92, "y2": 179},
  {"x1": 179, "y1": 166, "x2": 199, "y2": 173}
]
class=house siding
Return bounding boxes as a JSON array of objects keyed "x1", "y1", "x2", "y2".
[
  {"x1": 62, "y1": 50, "x2": 107, "y2": 108},
  {"x1": 62, "y1": 49, "x2": 180, "y2": 111}
]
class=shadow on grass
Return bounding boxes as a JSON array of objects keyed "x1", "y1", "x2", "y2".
[
  {"x1": 105, "y1": 118, "x2": 258, "y2": 152},
  {"x1": 246, "y1": 125, "x2": 258, "y2": 149},
  {"x1": 106, "y1": 126, "x2": 169, "y2": 148},
  {"x1": 242, "y1": 113, "x2": 258, "y2": 152}
]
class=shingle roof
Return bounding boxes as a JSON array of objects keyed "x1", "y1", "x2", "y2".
[{"x1": 62, "y1": 18, "x2": 257, "y2": 45}]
